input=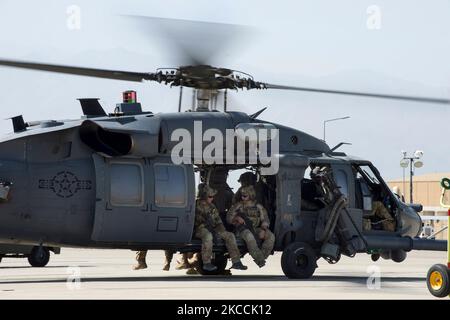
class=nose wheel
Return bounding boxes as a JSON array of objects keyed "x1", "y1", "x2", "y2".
[
  {"x1": 426, "y1": 264, "x2": 450, "y2": 298},
  {"x1": 27, "y1": 246, "x2": 50, "y2": 267}
]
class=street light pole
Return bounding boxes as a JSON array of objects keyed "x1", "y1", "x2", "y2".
[
  {"x1": 410, "y1": 157, "x2": 414, "y2": 204},
  {"x1": 400, "y1": 150, "x2": 424, "y2": 204},
  {"x1": 323, "y1": 116, "x2": 350, "y2": 141}
]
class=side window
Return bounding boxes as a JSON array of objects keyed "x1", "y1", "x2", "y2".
[
  {"x1": 334, "y1": 169, "x2": 349, "y2": 198},
  {"x1": 154, "y1": 164, "x2": 187, "y2": 207},
  {"x1": 110, "y1": 162, "x2": 144, "y2": 206}
]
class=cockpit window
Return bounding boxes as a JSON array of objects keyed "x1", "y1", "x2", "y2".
[{"x1": 358, "y1": 165, "x2": 380, "y2": 185}]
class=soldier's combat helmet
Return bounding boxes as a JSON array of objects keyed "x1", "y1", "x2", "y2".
[
  {"x1": 237, "y1": 172, "x2": 257, "y2": 186},
  {"x1": 240, "y1": 185, "x2": 256, "y2": 200},
  {"x1": 198, "y1": 183, "x2": 217, "y2": 199}
]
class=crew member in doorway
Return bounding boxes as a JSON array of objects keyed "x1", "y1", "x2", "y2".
[
  {"x1": 194, "y1": 185, "x2": 248, "y2": 271},
  {"x1": 228, "y1": 185, "x2": 275, "y2": 267},
  {"x1": 232, "y1": 172, "x2": 257, "y2": 204}
]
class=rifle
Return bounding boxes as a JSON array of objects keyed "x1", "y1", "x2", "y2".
[
  {"x1": 233, "y1": 209, "x2": 262, "y2": 247},
  {"x1": 203, "y1": 214, "x2": 222, "y2": 243},
  {"x1": 204, "y1": 214, "x2": 216, "y2": 233}
]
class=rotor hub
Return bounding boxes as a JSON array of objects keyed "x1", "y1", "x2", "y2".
[{"x1": 151, "y1": 65, "x2": 267, "y2": 91}]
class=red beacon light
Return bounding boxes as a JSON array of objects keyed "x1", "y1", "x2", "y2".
[
  {"x1": 123, "y1": 90, "x2": 137, "y2": 104},
  {"x1": 115, "y1": 90, "x2": 143, "y2": 115}
]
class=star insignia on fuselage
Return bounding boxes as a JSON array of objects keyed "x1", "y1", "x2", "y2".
[{"x1": 38, "y1": 171, "x2": 92, "y2": 198}]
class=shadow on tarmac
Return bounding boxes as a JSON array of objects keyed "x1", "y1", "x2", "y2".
[
  {"x1": 0, "y1": 274, "x2": 426, "y2": 285},
  {"x1": 0, "y1": 265, "x2": 97, "y2": 270}
]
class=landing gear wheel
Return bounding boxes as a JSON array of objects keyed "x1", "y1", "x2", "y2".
[
  {"x1": 391, "y1": 250, "x2": 407, "y2": 263},
  {"x1": 28, "y1": 246, "x2": 50, "y2": 267},
  {"x1": 281, "y1": 242, "x2": 317, "y2": 279},
  {"x1": 371, "y1": 253, "x2": 380, "y2": 262},
  {"x1": 427, "y1": 264, "x2": 450, "y2": 298},
  {"x1": 196, "y1": 253, "x2": 228, "y2": 276}
]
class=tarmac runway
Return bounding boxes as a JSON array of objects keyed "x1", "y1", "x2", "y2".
[{"x1": 0, "y1": 248, "x2": 446, "y2": 299}]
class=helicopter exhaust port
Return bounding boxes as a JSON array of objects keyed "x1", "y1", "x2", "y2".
[{"x1": 79, "y1": 120, "x2": 159, "y2": 157}]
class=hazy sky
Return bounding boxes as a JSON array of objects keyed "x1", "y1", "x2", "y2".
[{"x1": 0, "y1": 0, "x2": 449, "y2": 180}]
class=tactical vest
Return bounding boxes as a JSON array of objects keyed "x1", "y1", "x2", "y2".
[
  {"x1": 195, "y1": 200, "x2": 221, "y2": 230},
  {"x1": 242, "y1": 202, "x2": 261, "y2": 229}
]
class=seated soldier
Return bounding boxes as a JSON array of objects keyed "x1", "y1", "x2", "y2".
[
  {"x1": 227, "y1": 185, "x2": 275, "y2": 267},
  {"x1": 194, "y1": 185, "x2": 247, "y2": 271},
  {"x1": 371, "y1": 201, "x2": 396, "y2": 232},
  {"x1": 364, "y1": 184, "x2": 396, "y2": 232}
]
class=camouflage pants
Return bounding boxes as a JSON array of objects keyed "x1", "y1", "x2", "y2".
[
  {"x1": 255, "y1": 228, "x2": 275, "y2": 259},
  {"x1": 238, "y1": 229, "x2": 265, "y2": 263},
  {"x1": 372, "y1": 201, "x2": 396, "y2": 232},
  {"x1": 195, "y1": 227, "x2": 241, "y2": 264}
]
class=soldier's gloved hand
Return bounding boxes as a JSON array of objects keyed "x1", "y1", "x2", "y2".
[
  {"x1": 258, "y1": 229, "x2": 266, "y2": 240},
  {"x1": 234, "y1": 216, "x2": 245, "y2": 225}
]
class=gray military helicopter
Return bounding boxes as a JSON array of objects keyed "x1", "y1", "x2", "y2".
[{"x1": 0, "y1": 17, "x2": 447, "y2": 278}]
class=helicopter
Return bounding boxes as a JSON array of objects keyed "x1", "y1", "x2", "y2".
[{"x1": 0, "y1": 16, "x2": 447, "y2": 278}]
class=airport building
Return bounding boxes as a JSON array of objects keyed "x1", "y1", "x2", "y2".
[{"x1": 387, "y1": 172, "x2": 450, "y2": 240}]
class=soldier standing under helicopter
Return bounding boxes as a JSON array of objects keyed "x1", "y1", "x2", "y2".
[{"x1": 133, "y1": 249, "x2": 176, "y2": 271}]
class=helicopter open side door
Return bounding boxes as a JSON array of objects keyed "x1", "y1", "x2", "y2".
[
  {"x1": 330, "y1": 163, "x2": 364, "y2": 243},
  {"x1": 273, "y1": 154, "x2": 310, "y2": 248},
  {"x1": 91, "y1": 155, "x2": 195, "y2": 244}
]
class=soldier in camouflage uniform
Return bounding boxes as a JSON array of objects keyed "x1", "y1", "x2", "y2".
[
  {"x1": 371, "y1": 201, "x2": 396, "y2": 232},
  {"x1": 232, "y1": 172, "x2": 257, "y2": 204},
  {"x1": 195, "y1": 185, "x2": 247, "y2": 272},
  {"x1": 132, "y1": 249, "x2": 175, "y2": 271},
  {"x1": 227, "y1": 185, "x2": 275, "y2": 267},
  {"x1": 362, "y1": 182, "x2": 396, "y2": 232}
]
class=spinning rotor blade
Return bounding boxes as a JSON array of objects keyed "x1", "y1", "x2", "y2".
[
  {"x1": 0, "y1": 59, "x2": 152, "y2": 82},
  {"x1": 264, "y1": 83, "x2": 450, "y2": 104},
  {"x1": 126, "y1": 15, "x2": 252, "y2": 66}
]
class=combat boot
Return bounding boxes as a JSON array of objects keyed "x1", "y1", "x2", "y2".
[
  {"x1": 202, "y1": 263, "x2": 217, "y2": 272},
  {"x1": 162, "y1": 262, "x2": 170, "y2": 271},
  {"x1": 230, "y1": 260, "x2": 248, "y2": 270},
  {"x1": 133, "y1": 251, "x2": 147, "y2": 270},
  {"x1": 255, "y1": 259, "x2": 266, "y2": 268},
  {"x1": 132, "y1": 261, "x2": 147, "y2": 270},
  {"x1": 176, "y1": 261, "x2": 190, "y2": 270},
  {"x1": 186, "y1": 268, "x2": 199, "y2": 275},
  {"x1": 175, "y1": 254, "x2": 190, "y2": 270}
]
